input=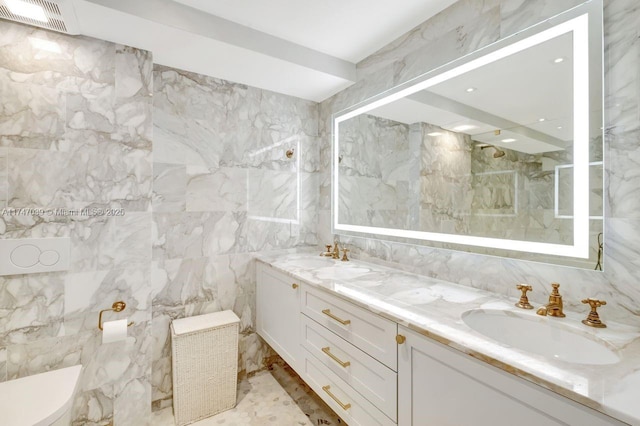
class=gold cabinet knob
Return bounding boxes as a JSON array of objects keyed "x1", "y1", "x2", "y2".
[
  {"x1": 292, "y1": 283, "x2": 299, "y2": 289},
  {"x1": 581, "y1": 298, "x2": 607, "y2": 328},
  {"x1": 396, "y1": 334, "x2": 406, "y2": 344},
  {"x1": 515, "y1": 284, "x2": 533, "y2": 309}
]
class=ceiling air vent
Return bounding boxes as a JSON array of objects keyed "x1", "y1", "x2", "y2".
[{"x1": 0, "y1": 0, "x2": 79, "y2": 34}]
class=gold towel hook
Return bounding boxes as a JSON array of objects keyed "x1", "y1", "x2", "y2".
[{"x1": 98, "y1": 301, "x2": 134, "y2": 330}]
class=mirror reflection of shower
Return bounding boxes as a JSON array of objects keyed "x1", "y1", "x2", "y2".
[{"x1": 480, "y1": 145, "x2": 506, "y2": 158}]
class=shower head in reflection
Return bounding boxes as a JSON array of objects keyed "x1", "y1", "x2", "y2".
[{"x1": 480, "y1": 145, "x2": 506, "y2": 158}]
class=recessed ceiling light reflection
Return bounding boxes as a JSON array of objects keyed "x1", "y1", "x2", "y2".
[
  {"x1": 452, "y1": 124, "x2": 477, "y2": 132},
  {"x1": 538, "y1": 118, "x2": 546, "y2": 122},
  {"x1": 557, "y1": 126, "x2": 563, "y2": 130},
  {"x1": 501, "y1": 138, "x2": 516, "y2": 143},
  {"x1": 6, "y1": 0, "x2": 48, "y2": 22},
  {"x1": 553, "y1": 57, "x2": 565, "y2": 64},
  {"x1": 466, "y1": 87, "x2": 477, "y2": 93},
  {"x1": 427, "y1": 132, "x2": 443, "y2": 137}
]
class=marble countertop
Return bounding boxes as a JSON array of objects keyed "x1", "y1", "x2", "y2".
[{"x1": 255, "y1": 250, "x2": 640, "y2": 425}]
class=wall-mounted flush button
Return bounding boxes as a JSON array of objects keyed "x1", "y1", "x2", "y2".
[
  {"x1": 10, "y1": 244, "x2": 41, "y2": 268},
  {"x1": 1, "y1": 238, "x2": 70, "y2": 275},
  {"x1": 39, "y1": 250, "x2": 60, "y2": 266}
]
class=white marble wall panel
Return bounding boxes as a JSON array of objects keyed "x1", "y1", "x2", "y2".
[
  {"x1": 187, "y1": 166, "x2": 248, "y2": 212},
  {"x1": 0, "y1": 272, "x2": 65, "y2": 346},
  {"x1": 0, "y1": 80, "x2": 64, "y2": 146},
  {"x1": 8, "y1": 143, "x2": 152, "y2": 212},
  {"x1": 247, "y1": 169, "x2": 297, "y2": 219},
  {"x1": 0, "y1": 17, "x2": 319, "y2": 423},
  {"x1": 357, "y1": 0, "x2": 503, "y2": 78},
  {"x1": 0, "y1": 347, "x2": 5, "y2": 382},
  {"x1": 0, "y1": 20, "x2": 153, "y2": 425},
  {"x1": 395, "y1": 10, "x2": 502, "y2": 88},
  {"x1": 152, "y1": 163, "x2": 186, "y2": 213},
  {"x1": 63, "y1": 266, "x2": 151, "y2": 335},
  {"x1": 499, "y1": 0, "x2": 587, "y2": 38},
  {"x1": 0, "y1": 148, "x2": 6, "y2": 209},
  {"x1": 339, "y1": 175, "x2": 398, "y2": 218},
  {"x1": 151, "y1": 64, "x2": 319, "y2": 409},
  {"x1": 152, "y1": 211, "x2": 244, "y2": 260},
  {"x1": 71, "y1": 387, "x2": 114, "y2": 426},
  {"x1": 114, "y1": 377, "x2": 152, "y2": 426},
  {"x1": 320, "y1": 0, "x2": 640, "y2": 327}
]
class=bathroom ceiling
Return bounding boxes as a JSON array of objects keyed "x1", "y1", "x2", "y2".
[
  {"x1": 171, "y1": 0, "x2": 457, "y2": 63},
  {"x1": 68, "y1": 0, "x2": 457, "y2": 102}
]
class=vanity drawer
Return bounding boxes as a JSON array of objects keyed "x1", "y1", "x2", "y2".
[
  {"x1": 300, "y1": 285, "x2": 398, "y2": 370},
  {"x1": 301, "y1": 347, "x2": 396, "y2": 426},
  {"x1": 302, "y1": 314, "x2": 397, "y2": 422}
]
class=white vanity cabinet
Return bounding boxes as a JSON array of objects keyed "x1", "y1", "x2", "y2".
[
  {"x1": 397, "y1": 326, "x2": 626, "y2": 426},
  {"x1": 299, "y1": 285, "x2": 398, "y2": 425},
  {"x1": 256, "y1": 263, "x2": 398, "y2": 425},
  {"x1": 256, "y1": 263, "x2": 303, "y2": 371},
  {"x1": 256, "y1": 262, "x2": 628, "y2": 426}
]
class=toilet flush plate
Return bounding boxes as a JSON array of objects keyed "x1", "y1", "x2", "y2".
[{"x1": 0, "y1": 238, "x2": 70, "y2": 276}]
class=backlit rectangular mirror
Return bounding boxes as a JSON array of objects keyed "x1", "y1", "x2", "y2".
[{"x1": 333, "y1": 0, "x2": 603, "y2": 269}]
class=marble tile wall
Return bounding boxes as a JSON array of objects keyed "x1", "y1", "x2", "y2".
[
  {"x1": 0, "y1": 20, "x2": 153, "y2": 425},
  {"x1": 319, "y1": 0, "x2": 640, "y2": 326},
  {"x1": 150, "y1": 65, "x2": 319, "y2": 408},
  {"x1": 0, "y1": 20, "x2": 320, "y2": 425},
  {"x1": 337, "y1": 114, "x2": 415, "y2": 228}
]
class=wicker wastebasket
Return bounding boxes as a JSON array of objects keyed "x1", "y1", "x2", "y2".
[{"x1": 171, "y1": 310, "x2": 240, "y2": 426}]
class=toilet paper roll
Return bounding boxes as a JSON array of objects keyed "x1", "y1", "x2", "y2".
[{"x1": 102, "y1": 319, "x2": 128, "y2": 344}]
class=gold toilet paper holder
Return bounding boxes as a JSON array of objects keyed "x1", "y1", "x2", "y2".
[{"x1": 98, "y1": 301, "x2": 134, "y2": 331}]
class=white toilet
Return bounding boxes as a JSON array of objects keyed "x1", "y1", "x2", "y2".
[{"x1": 0, "y1": 364, "x2": 82, "y2": 426}]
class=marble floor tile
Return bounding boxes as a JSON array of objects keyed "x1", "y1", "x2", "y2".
[
  {"x1": 268, "y1": 362, "x2": 343, "y2": 426},
  {"x1": 152, "y1": 365, "x2": 342, "y2": 426}
]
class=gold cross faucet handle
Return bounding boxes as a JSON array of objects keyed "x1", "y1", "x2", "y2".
[
  {"x1": 581, "y1": 298, "x2": 607, "y2": 328},
  {"x1": 515, "y1": 284, "x2": 533, "y2": 309},
  {"x1": 341, "y1": 248, "x2": 350, "y2": 262}
]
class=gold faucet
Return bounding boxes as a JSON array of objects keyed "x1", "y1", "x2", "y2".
[
  {"x1": 515, "y1": 284, "x2": 533, "y2": 309},
  {"x1": 536, "y1": 283, "x2": 565, "y2": 317},
  {"x1": 332, "y1": 242, "x2": 340, "y2": 259},
  {"x1": 581, "y1": 298, "x2": 607, "y2": 328},
  {"x1": 320, "y1": 244, "x2": 333, "y2": 257},
  {"x1": 341, "y1": 247, "x2": 350, "y2": 262}
]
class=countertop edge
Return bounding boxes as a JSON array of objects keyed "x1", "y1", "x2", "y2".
[{"x1": 255, "y1": 256, "x2": 635, "y2": 425}]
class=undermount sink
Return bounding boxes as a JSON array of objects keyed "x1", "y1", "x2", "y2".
[
  {"x1": 287, "y1": 257, "x2": 337, "y2": 269},
  {"x1": 462, "y1": 309, "x2": 620, "y2": 365},
  {"x1": 315, "y1": 265, "x2": 371, "y2": 280}
]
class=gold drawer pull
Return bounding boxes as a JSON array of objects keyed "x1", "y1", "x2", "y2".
[
  {"x1": 322, "y1": 347, "x2": 351, "y2": 368},
  {"x1": 322, "y1": 309, "x2": 351, "y2": 325},
  {"x1": 322, "y1": 385, "x2": 351, "y2": 410},
  {"x1": 292, "y1": 283, "x2": 299, "y2": 289}
]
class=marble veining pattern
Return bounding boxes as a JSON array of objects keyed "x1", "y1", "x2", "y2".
[
  {"x1": 150, "y1": 64, "x2": 320, "y2": 408},
  {"x1": 1, "y1": 1, "x2": 638, "y2": 425},
  {"x1": 0, "y1": 20, "x2": 154, "y2": 425},
  {"x1": 258, "y1": 251, "x2": 640, "y2": 424},
  {"x1": 318, "y1": 0, "x2": 640, "y2": 331}
]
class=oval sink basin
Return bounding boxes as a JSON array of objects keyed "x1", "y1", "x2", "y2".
[
  {"x1": 462, "y1": 309, "x2": 620, "y2": 365},
  {"x1": 315, "y1": 266, "x2": 371, "y2": 280},
  {"x1": 287, "y1": 258, "x2": 337, "y2": 269}
]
